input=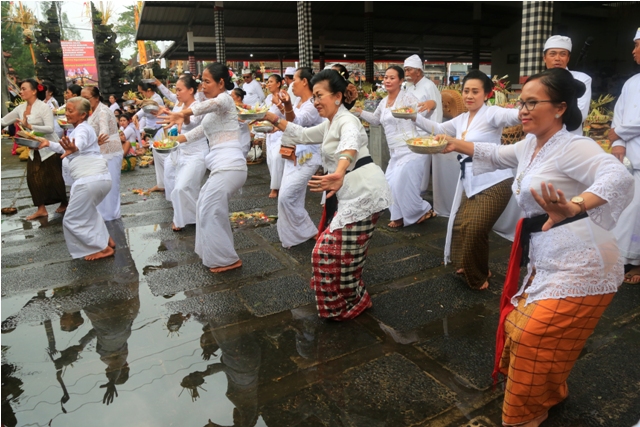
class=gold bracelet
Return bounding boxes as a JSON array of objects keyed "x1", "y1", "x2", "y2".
[{"x1": 285, "y1": 109, "x2": 293, "y2": 113}]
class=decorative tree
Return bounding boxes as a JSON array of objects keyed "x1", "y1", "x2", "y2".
[
  {"x1": 90, "y1": 1, "x2": 124, "y2": 98},
  {"x1": 32, "y1": 3, "x2": 65, "y2": 105}
]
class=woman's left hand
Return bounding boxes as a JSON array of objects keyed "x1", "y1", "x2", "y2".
[
  {"x1": 439, "y1": 134, "x2": 460, "y2": 154},
  {"x1": 308, "y1": 173, "x2": 344, "y2": 198},
  {"x1": 530, "y1": 182, "x2": 581, "y2": 231},
  {"x1": 158, "y1": 109, "x2": 184, "y2": 133},
  {"x1": 97, "y1": 134, "x2": 109, "y2": 146},
  {"x1": 59, "y1": 135, "x2": 79, "y2": 159},
  {"x1": 36, "y1": 137, "x2": 49, "y2": 150}
]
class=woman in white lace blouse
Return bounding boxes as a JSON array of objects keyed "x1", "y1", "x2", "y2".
[
  {"x1": 441, "y1": 68, "x2": 634, "y2": 427},
  {"x1": 159, "y1": 63, "x2": 247, "y2": 274},
  {"x1": 83, "y1": 86, "x2": 123, "y2": 221},
  {"x1": 354, "y1": 65, "x2": 435, "y2": 228},
  {"x1": 265, "y1": 69, "x2": 392, "y2": 320}
]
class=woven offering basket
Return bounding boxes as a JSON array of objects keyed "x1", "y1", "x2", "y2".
[
  {"x1": 406, "y1": 137, "x2": 448, "y2": 154},
  {"x1": 501, "y1": 124, "x2": 525, "y2": 145},
  {"x1": 441, "y1": 90, "x2": 467, "y2": 119}
]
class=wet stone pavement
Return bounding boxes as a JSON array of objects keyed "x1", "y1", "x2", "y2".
[{"x1": 1, "y1": 141, "x2": 639, "y2": 427}]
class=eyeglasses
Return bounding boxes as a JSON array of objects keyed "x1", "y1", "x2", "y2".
[
  {"x1": 310, "y1": 92, "x2": 334, "y2": 104},
  {"x1": 242, "y1": 76, "x2": 251, "y2": 79},
  {"x1": 516, "y1": 100, "x2": 555, "y2": 111}
]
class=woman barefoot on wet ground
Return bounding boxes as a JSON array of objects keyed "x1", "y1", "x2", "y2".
[
  {"x1": 37, "y1": 97, "x2": 114, "y2": 261},
  {"x1": 159, "y1": 63, "x2": 246, "y2": 273}
]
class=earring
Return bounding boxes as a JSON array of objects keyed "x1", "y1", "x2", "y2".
[
  {"x1": 334, "y1": 100, "x2": 340, "y2": 106},
  {"x1": 555, "y1": 114, "x2": 560, "y2": 118}
]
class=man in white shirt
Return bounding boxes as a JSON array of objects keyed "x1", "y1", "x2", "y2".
[
  {"x1": 284, "y1": 66, "x2": 300, "y2": 106},
  {"x1": 404, "y1": 54, "x2": 448, "y2": 207},
  {"x1": 609, "y1": 28, "x2": 640, "y2": 283},
  {"x1": 241, "y1": 69, "x2": 265, "y2": 106},
  {"x1": 542, "y1": 35, "x2": 592, "y2": 136}
]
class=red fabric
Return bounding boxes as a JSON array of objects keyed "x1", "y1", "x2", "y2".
[
  {"x1": 493, "y1": 218, "x2": 525, "y2": 384},
  {"x1": 12, "y1": 141, "x2": 18, "y2": 155},
  {"x1": 317, "y1": 202, "x2": 328, "y2": 234}
]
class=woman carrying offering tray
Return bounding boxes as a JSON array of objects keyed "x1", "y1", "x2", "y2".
[
  {"x1": 400, "y1": 70, "x2": 521, "y2": 291},
  {"x1": 354, "y1": 66, "x2": 435, "y2": 228}
]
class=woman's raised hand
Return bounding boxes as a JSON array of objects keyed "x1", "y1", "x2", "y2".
[
  {"x1": 530, "y1": 182, "x2": 581, "y2": 231},
  {"x1": 158, "y1": 108, "x2": 184, "y2": 133},
  {"x1": 278, "y1": 89, "x2": 290, "y2": 105},
  {"x1": 36, "y1": 136, "x2": 49, "y2": 150},
  {"x1": 59, "y1": 135, "x2": 79, "y2": 159}
]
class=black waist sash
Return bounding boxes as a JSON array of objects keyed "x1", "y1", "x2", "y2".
[{"x1": 457, "y1": 155, "x2": 473, "y2": 179}]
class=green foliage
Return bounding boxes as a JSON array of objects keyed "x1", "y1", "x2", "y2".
[
  {"x1": 113, "y1": 5, "x2": 136, "y2": 51},
  {"x1": 1, "y1": 3, "x2": 35, "y2": 79}
]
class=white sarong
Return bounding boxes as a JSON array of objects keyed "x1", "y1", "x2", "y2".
[
  {"x1": 386, "y1": 151, "x2": 432, "y2": 225},
  {"x1": 277, "y1": 159, "x2": 319, "y2": 248},
  {"x1": 97, "y1": 153, "x2": 123, "y2": 221},
  {"x1": 266, "y1": 131, "x2": 285, "y2": 190},
  {"x1": 613, "y1": 170, "x2": 640, "y2": 264}
]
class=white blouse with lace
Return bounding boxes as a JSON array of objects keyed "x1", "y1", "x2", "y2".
[
  {"x1": 183, "y1": 92, "x2": 246, "y2": 173},
  {"x1": 290, "y1": 98, "x2": 323, "y2": 166},
  {"x1": 282, "y1": 105, "x2": 392, "y2": 231},
  {"x1": 88, "y1": 102, "x2": 123, "y2": 160},
  {"x1": 472, "y1": 128, "x2": 634, "y2": 306}
]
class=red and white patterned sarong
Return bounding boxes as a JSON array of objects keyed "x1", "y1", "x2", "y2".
[{"x1": 311, "y1": 213, "x2": 380, "y2": 320}]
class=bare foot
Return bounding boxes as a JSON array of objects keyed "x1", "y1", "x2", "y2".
[
  {"x1": 171, "y1": 223, "x2": 183, "y2": 232},
  {"x1": 108, "y1": 237, "x2": 116, "y2": 248},
  {"x1": 268, "y1": 189, "x2": 279, "y2": 198},
  {"x1": 26, "y1": 207, "x2": 48, "y2": 221},
  {"x1": 417, "y1": 209, "x2": 437, "y2": 224},
  {"x1": 55, "y1": 204, "x2": 67, "y2": 214},
  {"x1": 84, "y1": 245, "x2": 115, "y2": 261},
  {"x1": 456, "y1": 268, "x2": 464, "y2": 274},
  {"x1": 514, "y1": 411, "x2": 548, "y2": 427},
  {"x1": 388, "y1": 219, "x2": 404, "y2": 228},
  {"x1": 148, "y1": 185, "x2": 165, "y2": 193},
  {"x1": 478, "y1": 281, "x2": 489, "y2": 290},
  {"x1": 209, "y1": 260, "x2": 242, "y2": 273},
  {"x1": 624, "y1": 266, "x2": 640, "y2": 284}
]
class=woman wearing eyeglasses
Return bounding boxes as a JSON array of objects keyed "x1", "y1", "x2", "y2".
[
  {"x1": 274, "y1": 67, "x2": 324, "y2": 248},
  {"x1": 403, "y1": 70, "x2": 520, "y2": 291},
  {"x1": 440, "y1": 68, "x2": 633, "y2": 427}
]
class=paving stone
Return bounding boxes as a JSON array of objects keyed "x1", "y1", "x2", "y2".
[
  {"x1": 321, "y1": 353, "x2": 456, "y2": 425},
  {"x1": 254, "y1": 224, "x2": 280, "y2": 243},
  {"x1": 1, "y1": 240, "x2": 72, "y2": 268},
  {"x1": 224, "y1": 250, "x2": 286, "y2": 281},
  {"x1": 416, "y1": 313, "x2": 498, "y2": 390},
  {"x1": 542, "y1": 326, "x2": 640, "y2": 427},
  {"x1": 369, "y1": 275, "x2": 497, "y2": 332},
  {"x1": 601, "y1": 283, "x2": 640, "y2": 321},
  {"x1": 233, "y1": 230, "x2": 259, "y2": 250},
  {"x1": 229, "y1": 196, "x2": 278, "y2": 212},
  {"x1": 122, "y1": 209, "x2": 174, "y2": 228},
  {"x1": 363, "y1": 245, "x2": 442, "y2": 285},
  {"x1": 120, "y1": 197, "x2": 172, "y2": 215},
  {"x1": 238, "y1": 275, "x2": 314, "y2": 317},
  {"x1": 146, "y1": 263, "x2": 223, "y2": 296}
]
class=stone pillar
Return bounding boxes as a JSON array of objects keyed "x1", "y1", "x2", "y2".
[
  {"x1": 297, "y1": 1, "x2": 313, "y2": 68},
  {"x1": 214, "y1": 2, "x2": 225, "y2": 64},
  {"x1": 364, "y1": 2, "x2": 374, "y2": 83},
  {"x1": 187, "y1": 31, "x2": 196, "y2": 74},
  {"x1": 319, "y1": 35, "x2": 325, "y2": 70},
  {"x1": 519, "y1": 1, "x2": 554, "y2": 83},
  {"x1": 472, "y1": 3, "x2": 481, "y2": 70}
]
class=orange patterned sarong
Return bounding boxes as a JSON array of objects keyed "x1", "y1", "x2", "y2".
[{"x1": 499, "y1": 292, "x2": 615, "y2": 426}]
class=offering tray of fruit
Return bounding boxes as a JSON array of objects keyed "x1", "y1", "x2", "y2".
[
  {"x1": 391, "y1": 107, "x2": 417, "y2": 119},
  {"x1": 405, "y1": 136, "x2": 447, "y2": 154},
  {"x1": 153, "y1": 139, "x2": 178, "y2": 153}
]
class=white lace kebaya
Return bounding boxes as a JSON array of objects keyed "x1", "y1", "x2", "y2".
[{"x1": 472, "y1": 127, "x2": 634, "y2": 306}]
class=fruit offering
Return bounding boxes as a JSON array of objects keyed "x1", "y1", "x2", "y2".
[
  {"x1": 237, "y1": 103, "x2": 269, "y2": 115},
  {"x1": 407, "y1": 136, "x2": 446, "y2": 147},
  {"x1": 153, "y1": 139, "x2": 177, "y2": 150},
  {"x1": 392, "y1": 107, "x2": 416, "y2": 114}
]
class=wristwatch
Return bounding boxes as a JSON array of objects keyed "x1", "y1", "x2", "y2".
[
  {"x1": 570, "y1": 196, "x2": 586, "y2": 214},
  {"x1": 273, "y1": 117, "x2": 281, "y2": 127}
]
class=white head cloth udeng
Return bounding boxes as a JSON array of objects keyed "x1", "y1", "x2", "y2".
[
  {"x1": 544, "y1": 35, "x2": 572, "y2": 52},
  {"x1": 284, "y1": 67, "x2": 296, "y2": 76},
  {"x1": 242, "y1": 68, "x2": 252, "y2": 75},
  {"x1": 634, "y1": 27, "x2": 640, "y2": 41},
  {"x1": 404, "y1": 54, "x2": 423, "y2": 69}
]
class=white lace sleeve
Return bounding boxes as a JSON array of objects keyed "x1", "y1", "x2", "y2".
[
  {"x1": 282, "y1": 121, "x2": 326, "y2": 146},
  {"x1": 191, "y1": 95, "x2": 232, "y2": 116},
  {"x1": 335, "y1": 120, "x2": 361, "y2": 154},
  {"x1": 358, "y1": 101, "x2": 383, "y2": 126},
  {"x1": 158, "y1": 84, "x2": 177, "y2": 104},
  {"x1": 472, "y1": 140, "x2": 520, "y2": 175},
  {"x1": 184, "y1": 124, "x2": 206, "y2": 144},
  {"x1": 584, "y1": 156, "x2": 634, "y2": 230}
]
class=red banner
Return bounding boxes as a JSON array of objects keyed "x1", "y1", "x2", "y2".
[{"x1": 61, "y1": 41, "x2": 98, "y2": 85}]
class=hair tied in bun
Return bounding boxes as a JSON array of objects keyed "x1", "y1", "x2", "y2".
[{"x1": 344, "y1": 83, "x2": 359, "y2": 104}]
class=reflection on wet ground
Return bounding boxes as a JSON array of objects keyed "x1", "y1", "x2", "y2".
[{"x1": 2, "y1": 142, "x2": 639, "y2": 427}]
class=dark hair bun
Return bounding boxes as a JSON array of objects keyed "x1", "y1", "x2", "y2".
[
  {"x1": 573, "y1": 79, "x2": 586, "y2": 99},
  {"x1": 310, "y1": 69, "x2": 357, "y2": 110}
]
